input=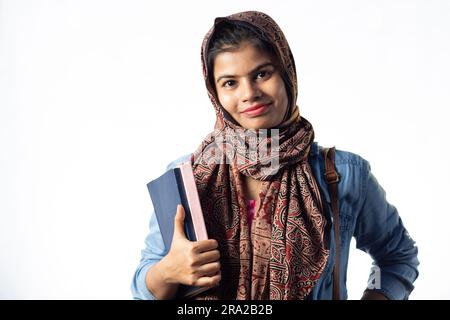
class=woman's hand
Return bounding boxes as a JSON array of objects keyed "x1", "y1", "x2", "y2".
[
  {"x1": 162, "y1": 205, "x2": 222, "y2": 288},
  {"x1": 361, "y1": 290, "x2": 388, "y2": 300}
]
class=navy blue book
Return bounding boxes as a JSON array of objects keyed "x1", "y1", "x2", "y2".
[{"x1": 147, "y1": 162, "x2": 210, "y2": 299}]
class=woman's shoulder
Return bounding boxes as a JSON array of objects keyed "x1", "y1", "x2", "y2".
[
  {"x1": 310, "y1": 142, "x2": 370, "y2": 168},
  {"x1": 310, "y1": 142, "x2": 372, "y2": 204}
]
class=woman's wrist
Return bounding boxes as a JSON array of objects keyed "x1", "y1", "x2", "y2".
[
  {"x1": 158, "y1": 255, "x2": 177, "y2": 284},
  {"x1": 146, "y1": 257, "x2": 179, "y2": 300}
]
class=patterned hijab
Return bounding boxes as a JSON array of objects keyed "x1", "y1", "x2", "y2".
[{"x1": 191, "y1": 11, "x2": 329, "y2": 300}]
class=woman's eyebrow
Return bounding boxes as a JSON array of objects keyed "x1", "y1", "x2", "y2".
[{"x1": 216, "y1": 62, "x2": 274, "y2": 83}]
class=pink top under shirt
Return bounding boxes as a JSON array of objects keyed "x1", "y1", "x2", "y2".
[{"x1": 246, "y1": 199, "x2": 257, "y2": 232}]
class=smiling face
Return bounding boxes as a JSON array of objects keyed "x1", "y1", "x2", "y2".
[{"x1": 213, "y1": 41, "x2": 289, "y2": 130}]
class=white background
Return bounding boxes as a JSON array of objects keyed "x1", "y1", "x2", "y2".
[{"x1": 1, "y1": 0, "x2": 449, "y2": 299}]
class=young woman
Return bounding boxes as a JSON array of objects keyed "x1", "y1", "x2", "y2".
[{"x1": 131, "y1": 11, "x2": 419, "y2": 300}]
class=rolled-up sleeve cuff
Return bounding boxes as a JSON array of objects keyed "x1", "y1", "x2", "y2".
[
  {"x1": 369, "y1": 272, "x2": 414, "y2": 300},
  {"x1": 132, "y1": 262, "x2": 157, "y2": 300}
]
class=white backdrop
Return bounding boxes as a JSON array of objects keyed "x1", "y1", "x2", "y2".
[{"x1": 1, "y1": 0, "x2": 449, "y2": 299}]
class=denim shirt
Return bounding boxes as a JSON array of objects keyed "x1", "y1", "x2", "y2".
[{"x1": 131, "y1": 142, "x2": 419, "y2": 300}]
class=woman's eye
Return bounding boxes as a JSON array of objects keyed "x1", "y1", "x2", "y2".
[
  {"x1": 256, "y1": 71, "x2": 269, "y2": 79},
  {"x1": 223, "y1": 80, "x2": 236, "y2": 87}
]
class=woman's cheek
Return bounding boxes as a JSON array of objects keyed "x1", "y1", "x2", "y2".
[{"x1": 219, "y1": 93, "x2": 237, "y2": 114}]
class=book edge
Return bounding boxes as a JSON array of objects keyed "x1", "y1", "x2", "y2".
[{"x1": 177, "y1": 162, "x2": 209, "y2": 241}]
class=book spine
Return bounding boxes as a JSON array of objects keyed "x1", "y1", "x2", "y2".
[
  {"x1": 174, "y1": 168, "x2": 197, "y2": 241},
  {"x1": 179, "y1": 163, "x2": 208, "y2": 241}
]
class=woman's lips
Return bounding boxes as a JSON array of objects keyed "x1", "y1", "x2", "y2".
[{"x1": 241, "y1": 103, "x2": 271, "y2": 117}]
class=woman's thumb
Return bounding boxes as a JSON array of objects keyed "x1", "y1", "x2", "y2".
[{"x1": 173, "y1": 204, "x2": 186, "y2": 238}]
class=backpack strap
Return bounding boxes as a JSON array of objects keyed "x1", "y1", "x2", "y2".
[{"x1": 322, "y1": 146, "x2": 341, "y2": 300}]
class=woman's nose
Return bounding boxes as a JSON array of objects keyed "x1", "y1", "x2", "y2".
[{"x1": 240, "y1": 79, "x2": 261, "y2": 102}]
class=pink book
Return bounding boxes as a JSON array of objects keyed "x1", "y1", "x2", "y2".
[{"x1": 177, "y1": 162, "x2": 208, "y2": 241}]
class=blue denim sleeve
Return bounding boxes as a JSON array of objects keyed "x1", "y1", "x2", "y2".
[{"x1": 353, "y1": 161, "x2": 419, "y2": 300}]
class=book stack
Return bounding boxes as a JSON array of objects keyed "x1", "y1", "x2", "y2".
[{"x1": 147, "y1": 162, "x2": 210, "y2": 299}]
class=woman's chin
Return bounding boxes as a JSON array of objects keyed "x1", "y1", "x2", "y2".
[{"x1": 240, "y1": 118, "x2": 279, "y2": 130}]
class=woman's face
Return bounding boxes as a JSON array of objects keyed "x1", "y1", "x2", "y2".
[{"x1": 213, "y1": 41, "x2": 289, "y2": 129}]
